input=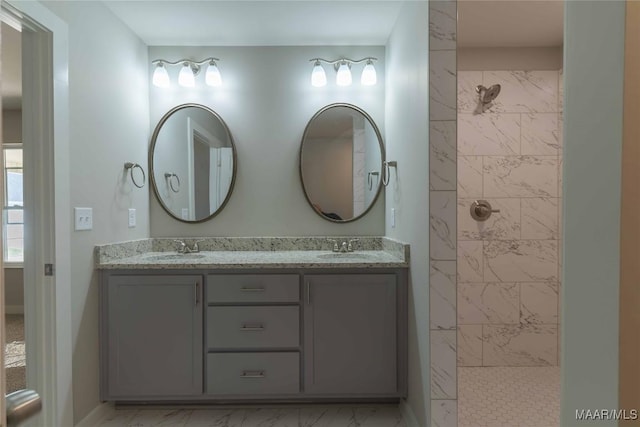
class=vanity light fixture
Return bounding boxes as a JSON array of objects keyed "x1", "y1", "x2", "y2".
[
  {"x1": 152, "y1": 62, "x2": 170, "y2": 88},
  {"x1": 361, "y1": 59, "x2": 377, "y2": 86},
  {"x1": 336, "y1": 61, "x2": 352, "y2": 87},
  {"x1": 178, "y1": 62, "x2": 196, "y2": 87},
  {"x1": 205, "y1": 60, "x2": 223, "y2": 87},
  {"x1": 311, "y1": 60, "x2": 327, "y2": 87},
  {"x1": 309, "y1": 57, "x2": 377, "y2": 87},
  {"x1": 151, "y1": 57, "x2": 222, "y2": 88}
]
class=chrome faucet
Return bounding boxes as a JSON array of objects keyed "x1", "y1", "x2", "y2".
[
  {"x1": 327, "y1": 239, "x2": 339, "y2": 252},
  {"x1": 327, "y1": 238, "x2": 359, "y2": 253},
  {"x1": 173, "y1": 239, "x2": 204, "y2": 254}
]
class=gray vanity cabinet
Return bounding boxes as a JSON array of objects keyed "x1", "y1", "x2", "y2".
[
  {"x1": 303, "y1": 274, "x2": 398, "y2": 396},
  {"x1": 100, "y1": 268, "x2": 407, "y2": 402},
  {"x1": 205, "y1": 274, "x2": 301, "y2": 396},
  {"x1": 103, "y1": 275, "x2": 203, "y2": 399}
]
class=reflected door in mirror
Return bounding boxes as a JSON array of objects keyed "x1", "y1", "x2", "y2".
[
  {"x1": 300, "y1": 104, "x2": 384, "y2": 222},
  {"x1": 150, "y1": 104, "x2": 237, "y2": 223}
]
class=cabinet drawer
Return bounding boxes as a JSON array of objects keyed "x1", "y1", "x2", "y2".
[
  {"x1": 207, "y1": 306, "x2": 299, "y2": 349},
  {"x1": 207, "y1": 352, "x2": 299, "y2": 395},
  {"x1": 207, "y1": 275, "x2": 299, "y2": 303}
]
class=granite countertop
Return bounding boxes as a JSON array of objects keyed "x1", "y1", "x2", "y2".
[{"x1": 95, "y1": 237, "x2": 409, "y2": 270}]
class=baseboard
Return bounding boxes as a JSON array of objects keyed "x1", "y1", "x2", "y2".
[
  {"x1": 5, "y1": 305, "x2": 24, "y2": 315},
  {"x1": 400, "y1": 400, "x2": 421, "y2": 427},
  {"x1": 75, "y1": 402, "x2": 113, "y2": 427}
]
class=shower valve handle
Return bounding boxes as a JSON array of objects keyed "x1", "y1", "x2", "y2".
[{"x1": 470, "y1": 200, "x2": 500, "y2": 222}]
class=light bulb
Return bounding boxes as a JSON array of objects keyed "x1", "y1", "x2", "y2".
[
  {"x1": 206, "y1": 61, "x2": 222, "y2": 87},
  {"x1": 152, "y1": 63, "x2": 170, "y2": 88},
  {"x1": 336, "y1": 61, "x2": 352, "y2": 86},
  {"x1": 311, "y1": 61, "x2": 326, "y2": 87},
  {"x1": 178, "y1": 62, "x2": 195, "y2": 87},
  {"x1": 361, "y1": 60, "x2": 377, "y2": 86}
]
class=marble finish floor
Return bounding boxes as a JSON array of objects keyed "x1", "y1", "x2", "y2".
[
  {"x1": 96, "y1": 404, "x2": 406, "y2": 427},
  {"x1": 458, "y1": 366, "x2": 560, "y2": 427}
]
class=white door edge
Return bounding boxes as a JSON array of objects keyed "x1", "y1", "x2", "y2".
[{"x1": 3, "y1": 1, "x2": 72, "y2": 426}]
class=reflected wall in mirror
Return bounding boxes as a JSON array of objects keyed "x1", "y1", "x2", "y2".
[
  {"x1": 150, "y1": 104, "x2": 237, "y2": 222},
  {"x1": 300, "y1": 103, "x2": 385, "y2": 223}
]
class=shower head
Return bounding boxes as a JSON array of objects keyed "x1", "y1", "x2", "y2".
[{"x1": 476, "y1": 84, "x2": 501, "y2": 104}]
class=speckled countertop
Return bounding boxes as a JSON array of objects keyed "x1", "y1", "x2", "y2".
[{"x1": 95, "y1": 237, "x2": 409, "y2": 270}]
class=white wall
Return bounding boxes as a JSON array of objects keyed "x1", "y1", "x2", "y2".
[
  {"x1": 152, "y1": 108, "x2": 202, "y2": 218},
  {"x1": 3, "y1": 109, "x2": 21, "y2": 142},
  {"x1": 364, "y1": 122, "x2": 380, "y2": 207},
  {"x1": 562, "y1": 2, "x2": 625, "y2": 425},
  {"x1": 39, "y1": 2, "x2": 150, "y2": 423},
  {"x1": 149, "y1": 45, "x2": 385, "y2": 236},
  {"x1": 384, "y1": 2, "x2": 430, "y2": 425}
]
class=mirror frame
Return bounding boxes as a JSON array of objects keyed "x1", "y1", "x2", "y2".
[
  {"x1": 149, "y1": 103, "x2": 238, "y2": 223},
  {"x1": 299, "y1": 103, "x2": 386, "y2": 223}
]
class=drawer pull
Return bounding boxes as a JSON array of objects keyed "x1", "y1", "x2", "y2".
[
  {"x1": 240, "y1": 286, "x2": 266, "y2": 292},
  {"x1": 240, "y1": 370, "x2": 265, "y2": 378},
  {"x1": 240, "y1": 324, "x2": 265, "y2": 331}
]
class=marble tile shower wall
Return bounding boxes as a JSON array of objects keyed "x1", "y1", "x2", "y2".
[
  {"x1": 457, "y1": 70, "x2": 563, "y2": 367},
  {"x1": 429, "y1": 1, "x2": 458, "y2": 426}
]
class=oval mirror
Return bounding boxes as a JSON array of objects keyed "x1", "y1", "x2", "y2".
[
  {"x1": 300, "y1": 103, "x2": 385, "y2": 223},
  {"x1": 150, "y1": 104, "x2": 237, "y2": 223}
]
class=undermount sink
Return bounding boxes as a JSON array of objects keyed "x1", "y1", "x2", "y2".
[
  {"x1": 316, "y1": 253, "x2": 370, "y2": 260},
  {"x1": 145, "y1": 253, "x2": 207, "y2": 261}
]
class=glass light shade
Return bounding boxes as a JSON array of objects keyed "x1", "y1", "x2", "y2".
[
  {"x1": 152, "y1": 63, "x2": 170, "y2": 88},
  {"x1": 361, "y1": 61, "x2": 377, "y2": 86},
  {"x1": 205, "y1": 62, "x2": 222, "y2": 87},
  {"x1": 311, "y1": 62, "x2": 327, "y2": 87},
  {"x1": 336, "y1": 62, "x2": 352, "y2": 86},
  {"x1": 178, "y1": 63, "x2": 195, "y2": 87}
]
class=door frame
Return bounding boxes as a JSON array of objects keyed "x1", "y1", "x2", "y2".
[
  {"x1": 2, "y1": 2, "x2": 72, "y2": 426},
  {"x1": 619, "y1": 1, "x2": 640, "y2": 424}
]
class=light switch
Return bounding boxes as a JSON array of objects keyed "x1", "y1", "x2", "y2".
[
  {"x1": 128, "y1": 208, "x2": 136, "y2": 228},
  {"x1": 181, "y1": 208, "x2": 189, "y2": 220},
  {"x1": 391, "y1": 208, "x2": 396, "y2": 228},
  {"x1": 74, "y1": 207, "x2": 93, "y2": 231}
]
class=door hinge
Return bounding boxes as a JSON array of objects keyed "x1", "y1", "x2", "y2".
[{"x1": 44, "y1": 264, "x2": 54, "y2": 276}]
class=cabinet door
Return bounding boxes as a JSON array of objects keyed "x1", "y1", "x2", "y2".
[
  {"x1": 107, "y1": 275, "x2": 203, "y2": 397},
  {"x1": 304, "y1": 274, "x2": 397, "y2": 395}
]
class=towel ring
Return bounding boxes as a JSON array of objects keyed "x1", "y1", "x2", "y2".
[
  {"x1": 382, "y1": 161, "x2": 398, "y2": 186},
  {"x1": 367, "y1": 171, "x2": 380, "y2": 191},
  {"x1": 164, "y1": 172, "x2": 180, "y2": 193},
  {"x1": 124, "y1": 162, "x2": 146, "y2": 188}
]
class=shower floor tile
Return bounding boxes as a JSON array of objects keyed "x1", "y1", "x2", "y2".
[{"x1": 458, "y1": 366, "x2": 560, "y2": 427}]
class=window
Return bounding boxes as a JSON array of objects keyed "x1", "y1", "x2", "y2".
[{"x1": 3, "y1": 145, "x2": 23, "y2": 264}]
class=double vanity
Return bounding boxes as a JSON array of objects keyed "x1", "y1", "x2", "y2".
[
  {"x1": 96, "y1": 237, "x2": 409, "y2": 403},
  {"x1": 97, "y1": 99, "x2": 407, "y2": 403}
]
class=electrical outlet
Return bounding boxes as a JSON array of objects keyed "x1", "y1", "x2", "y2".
[
  {"x1": 181, "y1": 208, "x2": 189, "y2": 220},
  {"x1": 74, "y1": 207, "x2": 93, "y2": 231},
  {"x1": 128, "y1": 208, "x2": 136, "y2": 228}
]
